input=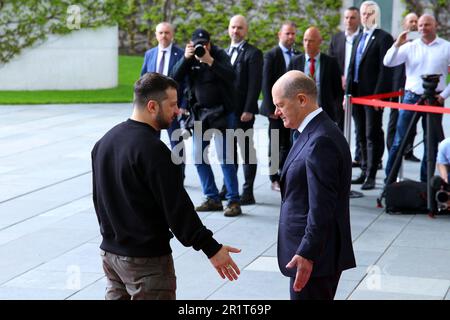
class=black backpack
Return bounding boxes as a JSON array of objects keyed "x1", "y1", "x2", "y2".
[{"x1": 384, "y1": 180, "x2": 428, "y2": 214}]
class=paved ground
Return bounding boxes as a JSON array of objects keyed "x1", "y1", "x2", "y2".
[{"x1": 0, "y1": 102, "x2": 449, "y2": 300}]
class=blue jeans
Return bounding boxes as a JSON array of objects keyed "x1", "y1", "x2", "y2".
[
  {"x1": 385, "y1": 91, "x2": 435, "y2": 182},
  {"x1": 193, "y1": 113, "x2": 239, "y2": 203}
]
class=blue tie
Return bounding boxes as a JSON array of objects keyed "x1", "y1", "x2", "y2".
[
  {"x1": 285, "y1": 49, "x2": 292, "y2": 68},
  {"x1": 354, "y1": 32, "x2": 368, "y2": 83}
]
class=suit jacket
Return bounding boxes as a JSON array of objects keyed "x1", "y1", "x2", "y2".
[
  {"x1": 329, "y1": 28, "x2": 362, "y2": 76},
  {"x1": 226, "y1": 42, "x2": 263, "y2": 115},
  {"x1": 329, "y1": 31, "x2": 346, "y2": 75},
  {"x1": 140, "y1": 44, "x2": 186, "y2": 107},
  {"x1": 288, "y1": 53, "x2": 343, "y2": 122},
  {"x1": 277, "y1": 111, "x2": 356, "y2": 278},
  {"x1": 260, "y1": 46, "x2": 300, "y2": 116},
  {"x1": 346, "y1": 29, "x2": 394, "y2": 96}
]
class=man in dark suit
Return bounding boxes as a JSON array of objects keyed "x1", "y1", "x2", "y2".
[
  {"x1": 141, "y1": 22, "x2": 186, "y2": 176},
  {"x1": 346, "y1": 1, "x2": 394, "y2": 190},
  {"x1": 260, "y1": 22, "x2": 298, "y2": 192},
  {"x1": 220, "y1": 15, "x2": 263, "y2": 205},
  {"x1": 329, "y1": 6, "x2": 361, "y2": 146},
  {"x1": 289, "y1": 27, "x2": 343, "y2": 123},
  {"x1": 272, "y1": 70, "x2": 356, "y2": 300}
]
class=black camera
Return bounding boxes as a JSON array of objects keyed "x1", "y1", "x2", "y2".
[
  {"x1": 194, "y1": 43, "x2": 206, "y2": 57},
  {"x1": 430, "y1": 176, "x2": 450, "y2": 212},
  {"x1": 421, "y1": 74, "x2": 441, "y2": 99}
]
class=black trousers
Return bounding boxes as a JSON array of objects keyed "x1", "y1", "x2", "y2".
[
  {"x1": 268, "y1": 117, "x2": 292, "y2": 182},
  {"x1": 352, "y1": 83, "x2": 385, "y2": 179},
  {"x1": 290, "y1": 272, "x2": 341, "y2": 300},
  {"x1": 233, "y1": 117, "x2": 257, "y2": 196}
]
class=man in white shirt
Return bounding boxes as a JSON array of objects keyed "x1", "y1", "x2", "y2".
[{"x1": 383, "y1": 14, "x2": 450, "y2": 183}]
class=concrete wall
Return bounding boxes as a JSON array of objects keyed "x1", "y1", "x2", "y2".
[{"x1": 0, "y1": 26, "x2": 118, "y2": 90}]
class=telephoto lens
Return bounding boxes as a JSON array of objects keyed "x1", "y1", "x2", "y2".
[{"x1": 194, "y1": 44, "x2": 206, "y2": 57}]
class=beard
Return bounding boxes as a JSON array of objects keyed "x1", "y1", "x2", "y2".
[{"x1": 156, "y1": 109, "x2": 172, "y2": 129}]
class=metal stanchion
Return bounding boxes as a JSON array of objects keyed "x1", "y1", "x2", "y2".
[
  {"x1": 398, "y1": 93, "x2": 404, "y2": 182},
  {"x1": 345, "y1": 94, "x2": 364, "y2": 199},
  {"x1": 344, "y1": 94, "x2": 353, "y2": 144}
]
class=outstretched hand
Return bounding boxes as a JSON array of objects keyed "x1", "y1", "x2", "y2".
[{"x1": 209, "y1": 245, "x2": 241, "y2": 281}]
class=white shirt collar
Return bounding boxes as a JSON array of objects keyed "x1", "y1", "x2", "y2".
[
  {"x1": 297, "y1": 108, "x2": 323, "y2": 133},
  {"x1": 231, "y1": 40, "x2": 245, "y2": 50},
  {"x1": 305, "y1": 52, "x2": 320, "y2": 61},
  {"x1": 158, "y1": 43, "x2": 173, "y2": 52},
  {"x1": 279, "y1": 42, "x2": 292, "y2": 53}
]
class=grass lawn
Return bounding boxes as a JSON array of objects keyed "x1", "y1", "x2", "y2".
[{"x1": 0, "y1": 55, "x2": 143, "y2": 104}]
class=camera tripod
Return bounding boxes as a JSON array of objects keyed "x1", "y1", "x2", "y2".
[{"x1": 379, "y1": 92, "x2": 444, "y2": 214}]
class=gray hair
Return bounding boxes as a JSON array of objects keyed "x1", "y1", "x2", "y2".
[{"x1": 361, "y1": 1, "x2": 381, "y2": 27}]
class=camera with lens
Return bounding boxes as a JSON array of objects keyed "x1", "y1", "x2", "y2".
[
  {"x1": 421, "y1": 74, "x2": 441, "y2": 100},
  {"x1": 430, "y1": 176, "x2": 450, "y2": 213},
  {"x1": 194, "y1": 42, "x2": 206, "y2": 57}
]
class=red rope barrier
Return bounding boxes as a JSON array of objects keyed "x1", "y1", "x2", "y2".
[
  {"x1": 350, "y1": 94, "x2": 450, "y2": 115},
  {"x1": 353, "y1": 90, "x2": 404, "y2": 100}
]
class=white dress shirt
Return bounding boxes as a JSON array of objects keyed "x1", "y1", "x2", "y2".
[
  {"x1": 157, "y1": 43, "x2": 172, "y2": 76},
  {"x1": 344, "y1": 29, "x2": 360, "y2": 79},
  {"x1": 229, "y1": 40, "x2": 245, "y2": 65},
  {"x1": 383, "y1": 37, "x2": 450, "y2": 99},
  {"x1": 298, "y1": 108, "x2": 323, "y2": 133}
]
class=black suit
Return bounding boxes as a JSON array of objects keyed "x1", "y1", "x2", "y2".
[
  {"x1": 226, "y1": 41, "x2": 263, "y2": 197},
  {"x1": 329, "y1": 31, "x2": 346, "y2": 76},
  {"x1": 289, "y1": 53, "x2": 343, "y2": 122},
  {"x1": 260, "y1": 46, "x2": 299, "y2": 183},
  {"x1": 346, "y1": 29, "x2": 394, "y2": 180},
  {"x1": 278, "y1": 112, "x2": 356, "y2": 300}
]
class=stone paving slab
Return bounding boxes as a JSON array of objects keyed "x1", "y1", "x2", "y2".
[{"x1": 0, "y1": 103, "x2": 449, "y2": 300}]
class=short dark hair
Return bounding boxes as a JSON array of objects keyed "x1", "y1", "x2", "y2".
[
  {"x1": 134, "y1": 73, "x2": 178, "y2": 109},
  {"x1": 347, "y1": 6, "x2": 360, "y2": 13}
]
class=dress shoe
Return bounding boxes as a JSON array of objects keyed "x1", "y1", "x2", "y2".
[
  {"x1": 271, "y1": 181, "x2": 281, "y2": 192},
  {"x1": 240, "y1": 194, "x2": 256, "y2": 206},
  {"x1": 224, "y1": 201, "x2": 242, "y2": 217},
  {"x1": 404, "y1": 154, "x2": 420, "y2": 162},
  {"x1": 351, "y1": 173, "x2": 366, "y2": 184},
  {"x1": 195, "y1": 198, "x2": 223, "y2": 212},
  {"x1": 361, "y1": 177, "x2": 376, "y2": 190}
]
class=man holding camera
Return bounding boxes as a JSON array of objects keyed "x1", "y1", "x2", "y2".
[
  {"x1": 383, "y1": 14, "x2": 450, "y2": 183},
  {"x1": 172, "y1": 29, "x2": 242, "y2": 217}
]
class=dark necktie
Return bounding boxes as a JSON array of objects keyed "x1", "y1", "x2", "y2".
[
  {"x1": 309, "y1": 58, "x2": 315, "y2": 81},
  {"x1": 158, "y1": 50, "x2": 166, "y2": 74},
  {"x1": 354, "y1": 32, "x2": 369, "y2": 83},
  {"x1": 229, "y1": 47, "x2": 238, "y2": 65},
  {"x1": 285, "y1": 49, "x2": 292, "y2": 68},
  {"x1": 293, "y1": 130, "x2": 301, "y2": 142}
]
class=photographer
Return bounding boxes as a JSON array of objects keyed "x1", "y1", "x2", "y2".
[
  {"x1": 172, "y1": 29, "x2": 242, "y2": 217},
  {"x1": 383, "y1": 14, "x2": 450, "y2": 183}
]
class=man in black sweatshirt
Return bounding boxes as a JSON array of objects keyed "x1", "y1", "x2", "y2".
[{"x1": 91, "y1": 73, "x2": 240, "y2": 300}]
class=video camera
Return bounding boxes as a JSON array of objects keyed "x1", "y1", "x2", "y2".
[{"x1": 430, "y1": 176, "x2": 450, "y2": 213}]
